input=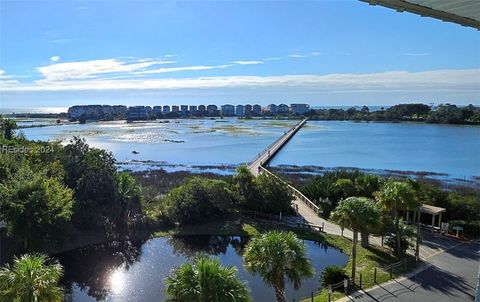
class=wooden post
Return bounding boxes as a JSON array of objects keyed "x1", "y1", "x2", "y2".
[
  {"x1": 403, "y1": 258, "x2": 407, "y2": 271},
  {"x1": 374, "y1": 267, "x2": 377, "y2": 283},
  {"x1": 389, "y1": 266, "x2": 393, "y2": 279},
  {"x1": 311, "y1": 292, "x2": 314, "y2": 302},
  {"x1": 359, "y1": 273, "x2": 362, "y2": 288}
]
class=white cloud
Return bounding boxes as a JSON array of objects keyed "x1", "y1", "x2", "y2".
[
  {"x1": 265, "y1": 57, "x2": 281, "y2": 61},
  {"x1": 2, "y1": 69, "x2": 478, "y2": 94},
  {"x1": 232, "y1": 60, "x2": 263, "y2": 65},
  {"x1": 404, "y1": 52, "x2": 431, "y2": 56},
  {"x1": 36, "y1": 58, "x2": 175, "y2": 81},
  {"x1": 50, "y1": 56, "x2": 60, "y2": 62},
  {"x1": 311, "y1": 52, "x2": 322, "y2": 56},
  {"x1": 135, "y1": 64, "x2": 231, "y2": 75},
  {"x1": 288, "y1": 54, "x2": 306, "y2": 58},
  {"x1": 164, "y1": 54, "x2": 177, "y2": 58}
]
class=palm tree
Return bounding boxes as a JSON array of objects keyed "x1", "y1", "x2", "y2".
[
  {"x1": 243, "y1": 231, "x2": 314, "y2": 302},
  {"x1": 375, "y1": 181, "x2": 418, "y2": 256},
  {"x1": 331, "y1": 197, "x2": 381, "y2": 280},
  {"x1": 165, "y1": 255, "x2": 251, "y2": 302},
  {"x1": 115, "y1": 172, "x2": 142, "y2": 227},
  {"x1": 0, "y1": 253, "x2": 64, "y2": 302}
]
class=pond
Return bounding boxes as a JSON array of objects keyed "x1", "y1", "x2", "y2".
[{"x1": 56, "y1": 235, "x2": 348, "y2": 302}]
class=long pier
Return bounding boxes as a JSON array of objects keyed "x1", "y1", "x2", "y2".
[
  {"x1": 247, "y1": 118, "x2": 308, "y2": 177},
  {"x1": 246, "y1": 118, "x2": 324, "y2": 217}
]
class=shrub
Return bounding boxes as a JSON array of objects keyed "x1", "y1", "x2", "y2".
[{"x1": 320, "y1": 265, "x2": 348, "y2": 288}]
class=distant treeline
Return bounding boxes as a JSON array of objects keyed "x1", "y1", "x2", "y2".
[{"x1": 305, "y1": 103, "x2": 480, "y2": 125}]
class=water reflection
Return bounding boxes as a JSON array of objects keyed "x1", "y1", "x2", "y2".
[
  {"x1": 57, "y1": 236, "x2": 348, "y2": 302},
  {"x1": 59, "y1": 240, "x2": 145, "y2": 300}
]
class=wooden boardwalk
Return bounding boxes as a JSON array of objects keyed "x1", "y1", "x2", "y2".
[{"x1": 247, "y1": 118, "x2": 308, "y2": 177}]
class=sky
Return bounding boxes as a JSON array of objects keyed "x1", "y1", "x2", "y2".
[{"x1": 0, "y1": 0, "x2": 479, "y2": 111}]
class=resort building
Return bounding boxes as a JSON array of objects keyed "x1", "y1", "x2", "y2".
[
  {"x1": 221, "y1": 104, "x2": 235, "y2": 116},
  {"x1": 68, "y1": 105, "x2": 127, "y2": 120},
  {"x1": 207, "y1": 104, "x2": 218, "y2": 115},
  {"x1": 277, "y1": 103, "x2": 289, "y2": 114},
  {"x1": 180, "y1": 105, "x2": 189, "y2": 115},
  {"x1": 189, "y1": 105, "x2": 197, "y2": 114},
  {"x1": 153, "y1": 106, "x2": 163, "y2": 117},
  {"x1": 252, "y1": 104, "x2": 262, "y2": 116},
  {"x1": 171, "y1": 105, "x2": 179, "y2": 113},
  {"x1": 198, "y1": 105, "x2": 206, "y2": 114},
  {"x1": 291, "y1": 103, "x2": 310, "y2": 115},
  {"x1": 162, "y1": 105, "x2": 171, "y2": 114},
  {"x1": 245, "y1": 104, "x2": 253, "y2": 116},
  {"x1": 266, "y1": 104, "x2": 278, "y2": 114},
  {"x1": 127, "y1": 106, "x2": 152, "y2": 120},
  {"x1": 235, "y1": 105, "x2": 245, "y2": 116}
]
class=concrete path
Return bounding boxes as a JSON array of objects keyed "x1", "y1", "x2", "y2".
[{"x1": 338, "y1": 240, "x2": 479, "y2": 302}]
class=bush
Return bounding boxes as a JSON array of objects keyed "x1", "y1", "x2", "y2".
[
  {"x1": 320, "y1": 265, "x2": 348, "y2": 288},
  {"x1": 164, "y1": 177, "x2": 235, "y2": 224}
]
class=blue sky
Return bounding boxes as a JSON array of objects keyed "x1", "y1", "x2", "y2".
[{"x1": 0, "y1": 0, "x2": 479, "y2": 110}]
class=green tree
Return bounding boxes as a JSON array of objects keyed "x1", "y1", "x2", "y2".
[
  {"x1": 331, "y1": 197, "x2": 381, "y2": 279},
  {"x1": 0, "y1": 168, "x2": 73, "y2": 249},
  {"x1": 164, "y1": 177, "x2": 234, "y2": 224},
  {"x1": 0, "y1": 253, "x2": 64, "y2": 302},
  {"x1": 233, "y1": 166, "x2": 260, "y2": 208},
  {"x1": 115, "y1": 172, "x2": 142, "y2": 228},
  {"x1": 165, "y1": 255, "x2": 251, "y2": 302},
  {"x1": 385, "y1": 220, "x2": 416, "y2": 256},
  {"x1": 1, "y1": 118, "x2": 17, "y2": 140},
  {"x1": 375, "y1": 181, "x2": 419, "y2": 256},
  {"x1": 254, "y1": 173, "x2": 292, "y2": 214},
  {"x1": 243, "y1": 231, "x2": 314, "y2": 302}
]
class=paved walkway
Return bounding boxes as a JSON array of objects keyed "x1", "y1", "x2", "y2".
[{"x1": 338, "y1": 240, "x2": 479, "y2": 302}]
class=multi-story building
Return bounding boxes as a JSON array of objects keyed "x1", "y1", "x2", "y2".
[
  {"x1": 266, "y1": 104, "x2": 278, "y2": 114},
  {"x1": 252, "y1": 104, "x2": 262, "y2": 116},
  {"x1": 127, "y1": 106, "x2": 152, "y2": 120},
  {"x1": 235, "y1": 105, "x2": 245, "y2": 116},
  {"x1": 153, "y1": 106, "x2": 163, "y2": 117},
  {"x1": 180, "y1": 105, "x2": 189, "y2": 115},
  {"x1": 189, "y1": 105, "x2": 197, "y2": 114},
  {"x1": 171, "y1": 105, "x2": 179, "y2": 113},
  {"x1": 290, "y1": 103, "x2": 310, "y2": 115},
  {"x1": 277, "y1": 103, "x2": 289, "y2": 114},
  {"x1": 198, "y1": 105, "x2": 206, "y2": 114},
  {"x1": 221, "y1": 104, "x2": 235, "y2": 116},
  {"x1": 207, "y1": 104, "x2": 218, "y2": 115},
  {"x1": 244, "y1": 104, "x2": 253, "y2": 116},
  {"x1": 162, "y1": 105, "x2": 171, "y2": 114},
  {"x1": 68, "y1": 105, "x2": 127, "y2": 120}
]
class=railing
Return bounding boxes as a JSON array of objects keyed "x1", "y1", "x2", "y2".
[
  {"x1": 258, "y1": 166, "x2": 322, "y2": 215},
  {"x1": 247, "y1": 118, "x2": 307, "y2": 166}
]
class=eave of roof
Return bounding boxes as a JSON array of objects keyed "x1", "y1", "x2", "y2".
[{"x1": 360, "y1": 0, "x2": 480, "y2": 30}]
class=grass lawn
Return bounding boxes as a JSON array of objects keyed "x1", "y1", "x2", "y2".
[{"x1": 152, "y1": 216, "x2": 419, "y2": 302}]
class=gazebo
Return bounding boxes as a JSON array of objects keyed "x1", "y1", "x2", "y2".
[{"x1": 407, "y1": 204, "x2": 447, "y2": 231}]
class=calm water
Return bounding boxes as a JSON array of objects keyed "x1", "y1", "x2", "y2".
[
  {"x1": 57, "y1": 236, "x2": 347, "y2": 302},
  {"x1": 21, "y1": 118, "x2": 480, "y2": 178}
]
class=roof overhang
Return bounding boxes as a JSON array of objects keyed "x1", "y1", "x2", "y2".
[
  {"x1": 360, "y1": 0, "x2": 480, "y2": 30},
  {"x1": 419, "y1": 204, "x2": 447, "y2": 215}
]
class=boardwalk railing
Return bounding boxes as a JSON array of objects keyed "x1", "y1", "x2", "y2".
[
  {"x1": 258, "y1": 166, "x2": 322, "y2": 215},
  {"x1": 247, "y1": 118, "x2": 308, "y2": 166}
]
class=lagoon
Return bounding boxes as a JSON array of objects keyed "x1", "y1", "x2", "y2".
[
  {"x1": 57, "y1": 236, "x2": 347, "y2": 302},
  {"x1": 21, "y1": 118, "x2": 480, "y2": 179}
]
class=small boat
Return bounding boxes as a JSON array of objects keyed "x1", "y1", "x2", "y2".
[{"x1": 132, "y1": 150, "x2": 139, "y2": 154}]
